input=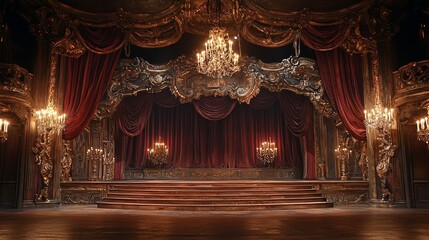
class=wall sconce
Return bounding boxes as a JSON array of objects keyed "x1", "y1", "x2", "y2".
[{"x1": 0, "y1": 118, "x2": 9, "y2": 142}]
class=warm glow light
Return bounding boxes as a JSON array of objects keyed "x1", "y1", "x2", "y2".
[
  {"x1": 256, "y1": 137, "x2": 277, "y2": 165},
  {"x1": 364, "y1": 103, "x2": 394, "y2": 130},
  {"x1": 147, "y1": 138, "x2": 169, "y2": 166},
  {"x1": 196, "y1": 27, "x2": 240, "y2": 78},
  {"x1": 416, "y1": 106, "x2": 429, "y2": 148},
  {"x1": 0, "y1": 118, "x2": 9, "y2": 142},
  {"x1": 35, "y1": 104, "x2": 66, "y2": 134}
]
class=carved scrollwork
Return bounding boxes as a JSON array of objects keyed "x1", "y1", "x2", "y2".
[
  {"x1": 376, "y1": 128, "x2": 396, "y2": 202},
  {"x1": 96, "y1": 55, "x2": 337, "y2": 119},
  {"x1": 95, "y1": 58, "x2": 175, "y2": 118},
  {"x1": 0, "y1": 64, "x2": 33, "y2": 123},
  {"x1": 51, "y1": 28, "x2": 86, "y2": 58},
  {"x1": 341, "y1": 15, "x2": 377, "y2": 55},
  {"x1": 393, "y1": 60, "x2": 429, "y2": 108},
  {"x1": 61, "y1": 140, "x2": 73, "y2": 182},
  {"x1": 32, "y1": 132, "x2": 54, "y2": 202}
]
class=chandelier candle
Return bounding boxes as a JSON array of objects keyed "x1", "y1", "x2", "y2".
[
  {"x1": 147, "y1": 138, "x2": 169, "y2": 166},
  {"x1": 196, "y1": 27, "x2": 240, "y2": 78},
  {"x1": 256, "y1": 137, "x2": 278, "y2": 165}
]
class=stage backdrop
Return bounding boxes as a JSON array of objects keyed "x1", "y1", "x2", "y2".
[{"x1": 115, "y1": 89, "x2": 316, "y2": 179}]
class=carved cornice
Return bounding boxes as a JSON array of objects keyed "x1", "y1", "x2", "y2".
[
  {"x1": 0, "y1": 63, "x2": 33, "y2": 122},
  {"x1": 95, "y1": 55, "x2": 337, "y2": 120},
  {"x1": 393, "y1": 60, "x2": 429, "y2": 108}
]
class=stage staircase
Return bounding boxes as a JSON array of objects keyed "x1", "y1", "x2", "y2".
[{"x1": 97, "y1": 180, "x2": 333, "y2": 211}]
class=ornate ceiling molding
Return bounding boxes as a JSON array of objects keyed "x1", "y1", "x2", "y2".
[
  {"x1": 95, "y1": 56, "x2": 337, "y2": 120},
  {"x1": 45, "y1": 0, "x2": 375, "y2": 48}
]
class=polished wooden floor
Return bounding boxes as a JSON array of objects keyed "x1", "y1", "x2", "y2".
[{"x1": 1, "y1": 206, "x2": 429, "y2": 239}]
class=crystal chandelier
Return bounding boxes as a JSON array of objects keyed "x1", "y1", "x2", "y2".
[
  {"x1": 147, "y1": 138, "x2": 169, "y2": 166},
  {"x1": 256, "y1": 138, "x2": 278, "y2": 165},
  {"x1": 417, "y1": 106, "x2": 429, "y2": 148},
  {"x1": 0, "y1": 118, "x2": 9, "y2": 142},
  {"x1": 35, "y1": 104, "x2": 66, "y2": 134},
  {"x1": 196, "y1": 27, "x2": 240, "y2": 78}
]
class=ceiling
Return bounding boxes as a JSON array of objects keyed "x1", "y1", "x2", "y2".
[
  {"x1": 4, "y1": 0, "x2": 428, "y2": 67},
  {"x1": 12, "y1": 0, "x2": 389, "y2": 49}
]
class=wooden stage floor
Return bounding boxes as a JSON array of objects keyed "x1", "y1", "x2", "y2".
[{"x1": 1, "y1": 206, "x2": 428, "y2": 239}]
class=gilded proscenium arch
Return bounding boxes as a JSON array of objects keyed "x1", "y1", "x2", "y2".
[{"x1": 95, "y1": 55, "x2": 337, "y2": 120}]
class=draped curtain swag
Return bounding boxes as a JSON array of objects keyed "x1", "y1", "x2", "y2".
[
  {"x1": 63, "y1": 26, "x2": 125, "y2": 140},
  {"x1": 301, "y1": 24, "x2": 366, "y2": 140}
]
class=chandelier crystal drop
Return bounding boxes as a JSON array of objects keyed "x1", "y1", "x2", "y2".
[
  {"x1": 196, "y1": 27, "x2": 240, "y2": 78},
  {"x1": 416, "y1": 106, "x2": 429, "y2": 148}
]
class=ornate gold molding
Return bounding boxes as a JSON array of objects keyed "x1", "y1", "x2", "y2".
[
  {"x1": 61, "y1": 140, "x2": 73, "y2": 182},
  {"x1": 32, "y1": 131, "x2": 54, "y2": 202},
  {"x1": 393, "y1": 60, "x2": 429, "y2": 108},
  {"x1": 376, "y1": 128, "x2": 396, "y2": 202},
  {"x1": 95, "y1": 56, "x2": 337, "y2": 119},
  {"x1": 0, "y1": 63, "x2": 33, "y2": 123}
]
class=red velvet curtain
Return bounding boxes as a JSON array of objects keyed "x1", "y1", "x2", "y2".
[
  {"x1": 278, "y1": 91, "x2": 316, "y2": 179},
  {"x1": 63, "y1": 26, "x2": 124, "y2": 140},
  {"x1": 115, "y1": 90, "x2": 309, "y2": 179},
  {"x1": 301, "y1": 24, "x2": 366, "y2": 141},
  {"x1": 316, "y1": 48, "x2": 366, "y2": 140},
  {"x1": 193, "y1": 97, "x2": 237, "y2": 121},
  {"x1": 302, "y1": 24, "x2": 349, "y2": 51}
]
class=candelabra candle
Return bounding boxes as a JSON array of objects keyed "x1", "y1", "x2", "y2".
[
  {"x1": 86, "y1": 147, "x2": 104, "y2": 180},
  {"x1": 335, "y1": 145, "x2": 352, "y2": 180},
  {"x1": 0, "y1": 119, "x2": 9, "y2": 142},
  {"x1": 147, "y1": 138, "x2": 169, "y2": 166},
  {"x1": 87, "y1": 147, "x2": 103, "y2": 156},
  {"x1": 256, "y1": 138, "x2": 278, "y2": 165},
  {"x1": 416, "y1": 107, "x2": 429, "y2": 148}
]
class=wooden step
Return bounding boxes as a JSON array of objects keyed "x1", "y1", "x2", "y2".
[
  {"x1": 106, "y1": 192, "x2": 322, "y2": 199},
  {"x1": 97, "y1": 180, "x2": 333, "y2": 211},
  {"x1": 97, "y1": 201, "x2": 334, "y2": 211},
  {"x1": 102, "y1": 196, "x2": 328, "y2": 204}
]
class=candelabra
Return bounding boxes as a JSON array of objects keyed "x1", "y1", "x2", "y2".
[
  {"x1": 335, "y1": 145, "x2": 351, "y2": 180},
  {"x1": 87, "y1": 147, "x2": 104, "y2": 180},
  {"x1": 364, "y1": 102, "x2": 396, "y2": 201},
  {"x1": 196, "y1": 27, "x2": 240, "y2": 79},
  {"x1": 0, "y1": 118, "x2": 9, "y2": 142},
  {"x1": 256, "y1": 138, "x2": 278, "y2": 166},
  {"x1": 147, "y1": 138, "x2": 169, "y2": 166},
  {"x1": 416, "y1": 106, "x2": 429, "y2": 148},
  {"x1": 32, "y1": 103, "x2": 66, "y2": 202}
]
